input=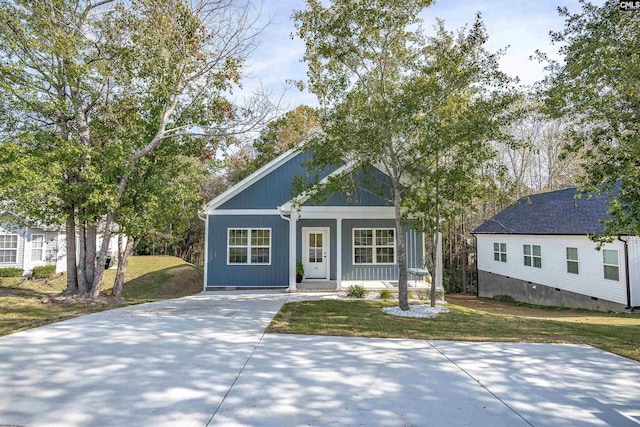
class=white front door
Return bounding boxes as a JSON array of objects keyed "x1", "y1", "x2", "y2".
[{"x1": 303, "y1": 228, "x2": 329, "y2": 280}]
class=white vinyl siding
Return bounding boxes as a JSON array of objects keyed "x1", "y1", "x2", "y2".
[
  {"x1": 493, "y1": 242, "x2": 507, "y2": 262},
  {"x1": 477, "y1": 234, "x2": 628, "y2": 305},
  {"x1": 602, "y1": 249, "x2": 619, "y2": 281},
  {"x1": 353, "y1": 228, "x2": 395, "y2": 265},
  {"x1": 227, "y1": 228, "x2": 271, "y2": 265}
]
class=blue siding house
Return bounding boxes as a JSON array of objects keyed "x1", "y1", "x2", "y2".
[{"x1": 203, "y1": 145, "x2": 425, "y2": 291}]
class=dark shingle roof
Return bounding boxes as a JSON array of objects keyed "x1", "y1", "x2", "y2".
[{"x1": 473, "y1": 187, "x2": 615, "y2": 235}]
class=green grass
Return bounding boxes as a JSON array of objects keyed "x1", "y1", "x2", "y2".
[
  {"x1": 0, "y1": 256, "x2": 203, "y2": 336},
  {"x1": 267, "y1": 297, "x2": 640, "y2": 361}
]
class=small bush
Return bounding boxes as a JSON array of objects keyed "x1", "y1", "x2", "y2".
[
  {"x1": 407, "y1": 291, "x2": 417, "y2": 300},
  {"x1": 378, "y1": 289, "x2": 393, "y2": 300},
  {"x1": 346, "y1": 284, "x2": 367, "y2": 298},
  {"x1": 0, "y1": 268, "x2": 23, "y2": 277},
  {"x1": 31, "y1": 265, "x2": 56, "y2": 279}
]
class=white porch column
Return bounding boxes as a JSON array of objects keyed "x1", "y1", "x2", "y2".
[
  {"x1": 288, "y1": 212, "x2": 298, "y2": 291},
  {"x1": 336, "y1": 218, "x2": 342, "y2": 290}
]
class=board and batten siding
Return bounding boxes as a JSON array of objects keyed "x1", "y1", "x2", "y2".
[
  {"x1": 206, "y1": 214, "x2": 289, "y2": 287},
  {"x1": 341, "y1": 219, "x2": 423, "y2": 281},
  {"x1": 217, "y1": 151, "x2": 338, "y2": 210},
  {"x1": 477, "y1": 234, "x2": 629, "y2": 305}
]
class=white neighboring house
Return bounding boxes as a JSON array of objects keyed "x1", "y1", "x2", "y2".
[
  {"x1": 473, "y1": 187, "x2": 640, "y2": 312},
  {"x1": 0, "y1": 211, "x2": 124, "y2": 276}
]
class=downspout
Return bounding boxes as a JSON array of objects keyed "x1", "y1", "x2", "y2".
[
  {"x1": 472, "y1": 234, "x2": 479, "y2": 297},
  {"x1": 198, "y1": 209, "x2": 208, "y2": 292},
  {"x1": 279, "y1": 207, "x2": 293, "y2": 291},
  {"x1": 617, "y1": 235, "x2": 631, "y2": 309}
]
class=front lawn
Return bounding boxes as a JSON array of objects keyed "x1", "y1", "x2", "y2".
[
  {"x1": 0, "y1": 256, "x2": 203, "y2": 336},
  {"x1": 266, "y1": 295, "x2": 640, "y2": 361}
]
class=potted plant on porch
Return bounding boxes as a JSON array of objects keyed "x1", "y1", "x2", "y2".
[{"x1": 296, "y1": 260, "x2": 304, "y2": 283}]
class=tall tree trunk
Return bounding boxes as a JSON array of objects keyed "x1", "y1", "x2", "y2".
[
  {"x1": 90, "y1": 213, "x2": 114, "y2": 298},
  {"x1": 64, "y1": 208, "x2": 78, "y2": 294},
  {"x1": 112, "y1": 237, "x2": 136, "y2": 297},
  {"x1": 85, "y1": 223, "x2": 97, "y2": 288},
  {"x1": 461, "y1": 213, "x2": 468, "y2": 293},
  {"x1": 77, "y1": 220, "x2": 87, "y2": 294},
  {"x1": 117, "y1": 233, "x2": 124, "y2": 263},
  {"x1": 392, "y1": 181, "x2": 409, "y2": 311}
]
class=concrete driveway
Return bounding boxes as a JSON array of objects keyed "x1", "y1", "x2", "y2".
[{"x1": 0, "y1": 291, "x2": 638, "y2": 426}]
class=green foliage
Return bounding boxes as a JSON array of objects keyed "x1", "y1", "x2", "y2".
[
  {"x1": 0, "y1": 268, "x2": 23, "y2": 278},
  {"x1": 541, "y1": 1, "x2": 640, "y2": 238},
  {"x1": 378, "y1": 289, "x2": 393, "y2": 300},
  {"x1": 31, "y1": 265, "x2": 56, "y2": 279},
  {"x1": 346, "y1": 284, "x2": 367, "y2": 298},
  {"x1": 296, "y1": 260, "x2": 305, "y2": 276},
  {"x1": 294, "y1": 1, "x2": 517, "y2": 310},
  {"x1": 0, "y1": 0, "x2": 263, "y2": 295},
  {"x1": 442, "y1": 266, "x2": 462, "y2": 293},
  {"x1": 226, "y1": 106, "x2": 321, "y2": 185}
]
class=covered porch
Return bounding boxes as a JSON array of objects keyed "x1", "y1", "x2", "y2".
[{"x1": 279, "y1": 205, "x2": 427, "y2": 292}]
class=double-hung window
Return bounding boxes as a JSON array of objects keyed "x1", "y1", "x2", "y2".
[
  {"x1": 228, "y1": 228, "x2": 271, "y2": 265},
  {"x1": 353, "y1": 228, "x2": 395, "y2": 264},
  {"x1": 31, "y1": 234, "x2": 44, "y2": 261},
  {"x1": 566, "y1": 247, "x2": 579, "y2": 274},
  {"x1": 0, "y1": 233, "x2": 18, "y2": 263},
  {"x1": 493, "y1": 243, "x2": 507, "y2": 262},
  {"x1": 602, "y1": 249, "x2": 619, "y2": 281},
  {"x1": 523, "y1": 244, "x2": 542, "y2": 268}
]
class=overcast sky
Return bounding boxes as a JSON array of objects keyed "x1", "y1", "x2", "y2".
[{"x1": 233, "y1": 0, "x2": 602, "y2": 111}]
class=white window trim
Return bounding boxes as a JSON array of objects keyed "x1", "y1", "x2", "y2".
[
  {"x1": 0, "y1": 233, "x2": 19, "y2": 264},
  {"x1": 31, "y1": 234, "x2": 44, "y2": 262},
  {"x1": 352, "y1": 228, "x2": 396, "y2": 265},
  {"x1": 226, "y1": 228, "x2": 272, "y2": 266},
  {"x1": 566, "y1": 247, "x2": 579, "y2": 275},
  {"x1": 602, "y1": 249, "x2": 619, "y2": 281},
  {"x1": 493, "y1": 242, "x2": 507, "y2": 263},
  {"x1": 523, "y1": 244, "x2": 542, "y2": 268}
]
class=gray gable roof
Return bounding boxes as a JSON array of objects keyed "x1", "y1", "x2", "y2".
[{"x1": 473, "y1": 187, "x2": 615, "y2": 235}]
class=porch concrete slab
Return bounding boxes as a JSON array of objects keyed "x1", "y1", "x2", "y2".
[
  {"x1": 0, "y1": 291, "x2": 288, "y2": 427},
  {"x1": 430, "y1": 341, "x2": 640, "y2": 427},
  {"x1": 212, "y1": 335, "x2": 529, "y2": 427}
]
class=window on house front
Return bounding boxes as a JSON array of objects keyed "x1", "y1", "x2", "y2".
[
  {"x1": 603, "y1": 249, "x2": 619, "y2": 281},
  {"x1": 493, "y1": 242, "x2": 507, "y2": 262},
  {"x1": 228, "y1": 228, "x2": 270, "y2": 265},
  {"x1": 566, "y1": 247, "x2": 579, "y2": 274},
  {"x1": 0, "y1": 234, "x2": 18, "y2": 263},
  {"x1": 523, "y1": 244, "x2": 542, "y2": 268},
  {"x1": 31, "y1": 234, "x2": 44, "y2": 261},
  {"x1": 353, "y1": 228, "x2": 395, "y2": 264}
]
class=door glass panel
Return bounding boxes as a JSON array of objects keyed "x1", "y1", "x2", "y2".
[{"x1": 308, "y1": 233, "x2": 323, "y2": 263}]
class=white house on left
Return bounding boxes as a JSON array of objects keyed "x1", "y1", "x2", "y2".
[{"x1": 0, "y1": 210, "x2": 123, "y2": 275}]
